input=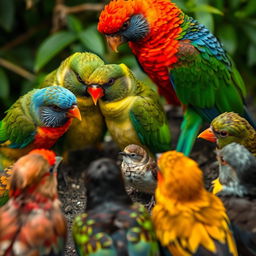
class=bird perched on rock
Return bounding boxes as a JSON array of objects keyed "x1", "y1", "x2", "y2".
[
  {"x1": 86, "y1": 63, "x2": 171, "y2": 155},
  {"x1": 72, "y1": 158, "x2": 160, "y2": 256},
  {"x1": 41, "y1": 52, "x2": 106, "y2": 161},
  {"x1": 120, "y1": 144, "x2": 157, "y2": 194},
  {"x1": 0, "y1": 149, "x2": 67, "y2": 255},
  {"x1": 98, "y1": 0, "x2": 255, "y2": 156},
  {"x1": 198, "y1": 112, "x2": 256, "y2": 194},
  {"x1": 198, "y1": 112, "x2": 256, "y2": 155},
  {"x1": 0, "y1": 86, "x2": 81, "y2": 169},
  {"x1": 152, "y1": 151, "x2": 238, "y2": 256},
  {"x1": 216, "y1": 143, "x2": 256, "y2": 256}
]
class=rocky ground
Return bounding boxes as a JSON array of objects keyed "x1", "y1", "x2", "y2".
[{"x1": 57, "y1": 106, "x2": 222, "y2": 255}]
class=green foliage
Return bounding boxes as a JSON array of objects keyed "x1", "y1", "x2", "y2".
[
  {"x1": 0, "y1": 0, "x2": 255, "y2": 119},
  {"x1": 35, "y1": 31, "x2": 77, "y2": 71}
]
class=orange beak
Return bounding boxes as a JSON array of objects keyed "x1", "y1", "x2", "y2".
[
  {"x1": 106, "y1": 35, "x2": 125, "y2": 53},
  {"x1": 67, "y1": 105, "x2": 82, "y2": 121},
  {"x1": 87, "y1": 85, "x2": 104, "y2": 105},
  {"x1": 197, "y1": 127, "x2": 216, "y2": 143}
]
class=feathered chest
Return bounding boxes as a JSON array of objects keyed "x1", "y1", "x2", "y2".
[{"x1": 33, "y1": 119, "x2": 72, "y2": 148}]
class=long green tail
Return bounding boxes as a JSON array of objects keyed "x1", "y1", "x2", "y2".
[{"x1": 176, "y1": 108, "x2": 203, "y2": 156}]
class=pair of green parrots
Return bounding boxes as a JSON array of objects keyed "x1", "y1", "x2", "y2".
[{"x1": 40, "y1": 52, "x2": 172, "y2": 161}]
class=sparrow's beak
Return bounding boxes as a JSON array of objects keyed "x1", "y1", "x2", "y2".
[
  {"x1": 67, "y1": 105, "x2": 82, "y2": 121},
  {"x1": 197, "y1": 127, "x2": 216, "y2": 143},
  {"x1": 106, "y1": 35, "x2": 125, "y2": 53},
  {"x1": 87, "y1": 85, "x2": 104, "y2": 105},
  {"x1": 118, "y1": 152, "x2": 127, "y2": 157}
]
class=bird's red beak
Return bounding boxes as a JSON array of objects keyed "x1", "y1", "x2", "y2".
[
  {"x1": 67, "y1": 105, "x2": 82, "y2": 121},
  {"x1": 106, "y1": 35, "x2": 125, "y2": 53},
  {"x1": 87, "y1": 85, "x2": 104, "y2": 105},
  {"x1": 197, "y1": 127, "x2": 216, "y2": 143}
]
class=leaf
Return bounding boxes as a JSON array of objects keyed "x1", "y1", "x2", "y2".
[
  {"x1": 192, "y1": 4, "x2": 223, "y2": 15},
  {"x1": 0, "y1": 0, "x2": 14, "y2": 31},
  {"x1": 217, "y1": 24, "x2": 237, "y2": 55},
  {"x1": 248, "y1": 44, "x2": 256, "y2": 66},
  {"x1": 195, "y1": 12, "x2": 214, "y2": 32},
  {"x1": 34, "y1": 31, "x2": 77, "y2": 72},
  {"x1": 78, "y1": 25, "x2": 105, "y2": 56},
  {"x1": 0, "y1": 68, "x2": 10, "y2": 99},
  {"x1": 67, "y1": 15, "x2": 83, "y2": 33}
]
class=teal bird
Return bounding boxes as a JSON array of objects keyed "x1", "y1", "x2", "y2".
[
  {"x1": 86, "y1": 63, "x2": 171, "y2": 155},
  {"x1": 0, "y1": 86, "x2": 81, "y2": 169},
  {"x1": 72, "y1": 158, "x2": 160, "y2": 256},
  {"x1": 41, "y1": 52, "x2": 106, "y2": 162}
]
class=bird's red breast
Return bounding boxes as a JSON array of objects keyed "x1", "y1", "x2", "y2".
[{"x1": 33, "y1": 119, "x2": 72, "y2": 149}]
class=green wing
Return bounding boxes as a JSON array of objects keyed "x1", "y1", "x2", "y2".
[
  {"x1": 0, "y1": 93, "x2": 36, "y2": 148},
  {"x1": 130, "y1": 88, "x2": 171, "y2": 154},
  {"x1": 72, "y1": 213, "x2": 116, "y2": 256},
  {"x1": 171, "y1": 41, "x2": 245, "y2": 119}
]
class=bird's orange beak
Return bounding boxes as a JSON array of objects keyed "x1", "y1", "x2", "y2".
[
  {"x1": 87, "y1": 85, "x2": 104, "y2": 105},
  {"x1": 67, "y1": 105, "x2": 82, "y2": 121},
  {"x1": 106, "y1": 35, "x2": 125, "y2": 53},
  {"x1": 197, "y1": 127, "x2": 216, "y2": 143}
]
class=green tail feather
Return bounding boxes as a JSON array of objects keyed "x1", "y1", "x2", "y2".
[{"x1": 176, "y1": 108, "x2": 203, "y2": 156}]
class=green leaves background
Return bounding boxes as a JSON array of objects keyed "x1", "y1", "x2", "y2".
[{"x1": 0, "y1": 0, "x2": 255, "y2": 117}]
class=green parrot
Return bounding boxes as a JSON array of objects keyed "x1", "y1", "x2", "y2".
[
  {"x1": 86, "y1": 63, "x2": 171, "y2": 155},
  {"x1": 40, "y1": 52, "x2": 107, "y2": 161},
  {"x1": 198, "y1": 112, "x2": 256, "y2": 155},
  {"x1": 198, "y1": 111, "x2": 256, "y2": 194}
]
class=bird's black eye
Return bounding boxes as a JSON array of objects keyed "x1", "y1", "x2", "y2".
[
  {"x1": 76, "y1": 74, "x2": 84, "y2": 84},
  {"x1": 121, "y1": 20, "x2": 130, "y2": 31},
  {"x1": 220, "y1": 131, "x2": 228, "y2": 137},
  {"x1": 108, "y1": 78, "x2": 115, "y2": 85},
  {"x1": 130, "y1": 153, "x2": 136, "y2": 157},
  {"x1": 51, "y1": 105, "x2": 63, "y2": 112},
  {"x1": 49, "y1": 166, "x2": 54, "y2": 173}
]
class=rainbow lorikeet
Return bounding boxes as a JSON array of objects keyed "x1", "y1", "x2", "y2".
[
  {"x1": 86, "y1": 63, "x2": 171, "y2": 155},
  {"x1": 98, "y1": 0, "x2": 256, "y2": 156},
  {"x1": 0, "y1": 149, "x2": 67, "y2": 255},
  {"x1": 216, "y1": 143, "x2": 256, "y2": 256},
  {"x1": 0, "y1": 86, "x2": 81, "y2": 169},
  {"x1": 120, "y1": 144, "x2": 157, "y2": 194},
  {"x1": 41, "y1": 52, "x2": 106, "y2": 162},
  {"x1": 152, "y1": 151, "x2": 238, "y2": 255},
  {"x1": 72, "y1": 158, "x2": 160, "y2": 256}
]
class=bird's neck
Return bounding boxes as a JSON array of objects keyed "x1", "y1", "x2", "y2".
[
  {"x1": 11, "y1": 173, "x2": 58, "y2": 203},
  {"x1": 129, "y1": 0, "x2": 184, "y2": 66},
  {"x1": 33, "y1": 119, "x2": 72, "y2": 148}
]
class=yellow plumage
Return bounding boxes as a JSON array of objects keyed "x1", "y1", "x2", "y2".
[{"x1": 152, "y1": 151, "x2": 238, "y2": 256}]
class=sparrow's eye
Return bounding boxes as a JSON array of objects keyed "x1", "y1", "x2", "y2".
[
  {"x1": 130, "y1": 153, "x2": 136, "y2": 157},
  {"x1": 121, "y1": 20, "x2": 130, "y2": 31},
  {"x1": 220, "y1": 131, "x2": 228, "y2": 137}
]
